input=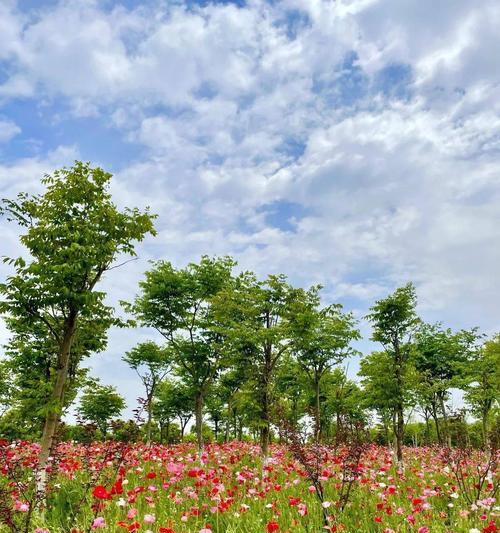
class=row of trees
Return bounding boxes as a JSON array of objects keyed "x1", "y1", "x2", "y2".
[{"x1": 0, "y1": 163, "x2": 498, "y2": 474}]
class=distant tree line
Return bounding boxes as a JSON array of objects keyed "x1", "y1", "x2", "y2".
[{"x1": 0, "y1": 162, "x2": 498, "y2": 470}]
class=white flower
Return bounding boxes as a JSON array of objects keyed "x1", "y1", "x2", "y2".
[
  {"x1": 469, "y1": 529, "x2": 481, "y2": 533},
  {"x1": 450, "y1": 493, "x2": 459, "y2": 499}
]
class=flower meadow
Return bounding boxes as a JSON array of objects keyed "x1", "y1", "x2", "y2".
[{"x1": 0, "y1": 441, "x2": 497, "y2": 533}]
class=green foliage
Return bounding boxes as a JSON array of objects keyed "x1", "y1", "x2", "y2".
[
  {"x1": 0, "y1": 161, "x2": 156, "y2": 449},
  {"x1": 462, "y1": 333, "x2": 500, "y2": 444},
  {"x1": 77, "y1": 380, "x2": 125, "y2": 437},
  {"x1": 125, "y1": 256, "x2": 236, "y2": 449}
]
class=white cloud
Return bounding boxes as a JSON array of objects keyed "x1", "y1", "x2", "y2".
[{"x1": 0, "y1": 118, "x2": 20, "y2": 142}]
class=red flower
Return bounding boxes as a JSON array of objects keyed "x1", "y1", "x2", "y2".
[
  {"x1": 92, "y1": 485, "x2": 111, "y2": 500},
  {"x1": 267, "y1": 521, "x2": 279, "y2": 532},
  {"x1": 159, "y1": 529, "x2": 175, "y2": 533},
  {"x1": 288, "y1": 497, "x2": 301, "y2": 506},
  {"x1": 111, "y1": 479, "x2": 123, "y2": 495},
  {"x1": 483, "y1": 522, "x2": 498, "y2": 533},
  {"x1": 146, "y1": 472, "x2": 157, "y2": 479},
  {"x1": 128, "y1": 523, "x2": 140, "y2": 532}
]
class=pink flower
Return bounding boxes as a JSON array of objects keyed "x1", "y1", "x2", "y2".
[
  {"x1": 418, "y1": 527, "x2": 429, "y2": 533},
  {"x1": 144, "y1": 514, "x2": 156, "y2": 524},
  {"x1": 128, "y1": 508, "x2": 138, "y2": 519},
  {"x1": 92, "y1": 517, "x2": 106, "y2": 529}
]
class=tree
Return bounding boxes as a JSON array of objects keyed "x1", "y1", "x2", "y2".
[
  {"x1": 125, "y1": 256, "x2": 235, "y2": 454},
  {"x1": 77, "y1": 381, "x2": 125, "y2": 437},
  {"x1": 1, "y1": 316, "x2": 105, "y2": 439},
  {"x1": 0, "y1": 161, "x2": 156, "y2": 490},
  {"x1": 463, "y1": 334, "x2": 500, "y2": 447},
  {"x1": 213, "y1": 272, "x2": 313, "y2": 459},
  {"x1": 152, "y1": 379, "x2": 193, "y2": 443},
  {"x1": 290, "y1": 300, "x2": 359, "y2": 442},
  {"x1": 359, "y1": 350, "x2": 417, "y2": 448},
  {"x1": 123, "y1": 341, "x2": 172, "y2": 444},
  {"x1": 365, "y1": 283, "x2": 419, "y2": 465},
  {"x1": 413, "y1": 323, "x2": 479, "y2": 446},
  {"x1": 323, "y1": 368, "x2": 366, "y2": 442}
]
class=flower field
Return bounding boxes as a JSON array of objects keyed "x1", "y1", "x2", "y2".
[{"x1": 0, "y1": 441, "x2": 497, "y2": 533}]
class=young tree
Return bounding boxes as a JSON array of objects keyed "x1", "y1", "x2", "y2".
[
  {"x1": 463, "y1": 334, "x2": 500, "y2": 447},
  {"x1": 290, "y1": 300, "x2": 359, "y2": 442},
  {"x1": 365, "y1": 283, "x2": 419, "y2": 465},
  {"x1": 77, "y1": 381, "x2": 125, "y2": 438},
  {"x1": 125, "y1": 256, "x2": 235, "y2": 454},
  {"x1": 359, "y1": 350, "x2": 417, "y2": 448},
  {"x1": 152, "y1": 379, "x2": 178, "y2": 443},
  {"x1": 323, "y1": 368, "x2": 366, "y2": 442},
  {"x1": 0, "y1": 161, "x2": 156, "y2": 490},
  {"x1": 123, "y1": 341, "x2": 172, "y2": 444},
  {"x1": 413, "y1": 323, "x2": 479, "y2": 446},
  {"x1": 213, "y1": 272, "x2": 313, "y2": 459}
]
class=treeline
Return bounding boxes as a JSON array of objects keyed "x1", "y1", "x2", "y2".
[{"x1": 0, "y1": 163, "x2": 498, "y2": 464}]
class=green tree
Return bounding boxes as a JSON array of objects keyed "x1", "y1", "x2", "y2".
[
  {"x1": 0, "y1": 161, "x2": 156, "y2": 489},
  {"x1": 365, "y1": 283, "x2": 419, "y2": 465},
  {"x1": 123, "y1": 341, "x2": 172, "y2": 444},
  {"x1": 323, "y1": 368, "x2": 366, "y2": 442},
  {"x1": 152, "y1": 379, "x2": 177, "y2": 443},
  {"x1": 1, "y1": 317, "x2": 106, "y2": 439},
  {"x1": 463, "y1": 334, "x2": 500, "y2": 447},
  {"x1": 290, "y1": 300, "x2": 359, "y2": 442},
  {"x1": 213, "y1": 272, "x2": 313, "y2": 459},
  {"x1": 77, "y1": 381, "x2": 125, "y2": 437},
  {"x1": 125, "y1": 256, "x2": 235, "y2": 454},
  {"x1": 413, "y1": 323, "x2": 479, "y2": 446},
  {"x1": 359, "y1": 350, "x2": 417, "y2": 448}
]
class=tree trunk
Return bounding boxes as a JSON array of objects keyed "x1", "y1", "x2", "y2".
[
  {"x1": 431, "y1": 400, "x2": 442, "y2": 445},
  {"x1": 146, "y1": 394, "x2": 153, "y2": 445},
  {"x1": 195, "y1": 390, "x2": 204, "y2": 456},
  {"x1": 237, "y1": 418, "x2": 243, "y2": 441},
  {"x1": 482, "y1": 410, "x2": 489, "y2": 449},
  {"x1": 395, "y1": 403, "x2": 404, "y2": 464},
  {"x1": 438, "y1": 394, "x2": 451, "y2": 447},
  {"x1": 314, "y1": 375, "x2": 321, "y2": 444},
  {"x1": 424, "y1": 411, "x2": 431, "y2": 445},
  {"x1": 37, "y1": 314, "x2": 77, "y2": 494},
  {"x1": 393, "y1": 339, "x2": 405, "y2": 467}
]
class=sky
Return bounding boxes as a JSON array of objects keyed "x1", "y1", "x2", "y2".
[{"x1": 1, "y1": 0, "x2": 499, "y2": 419}]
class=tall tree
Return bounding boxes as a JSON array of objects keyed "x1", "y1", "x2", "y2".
[
  {"x1": 125, "y1": 256, "x2": 235, "y2": 454},
  {"x1": 213, "y1": 272, "x2": 313, "y2": 459},
  {"x1": 77, "y1": 381, "x2": 125, "y2": 438},
  {"x1": 123, "y1": 341, "x2": 172, "y2": 444},
  {"x1": 0, "y1": 161, "x2": 156, "y2": 490},
  {"x1": 366, "y1": 283, "x2": 419, "y2": 465},
  {"x1": 290, "y1": 300, "x2": 359, "y2": 442}
]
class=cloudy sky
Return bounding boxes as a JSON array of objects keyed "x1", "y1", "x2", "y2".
[{"x1": 1, "y1": 0, "x2": 499, "y2": 417}]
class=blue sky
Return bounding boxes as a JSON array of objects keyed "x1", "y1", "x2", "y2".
[{"x1": 1, "y1": 0, "x2": 499, "y2": 418}]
